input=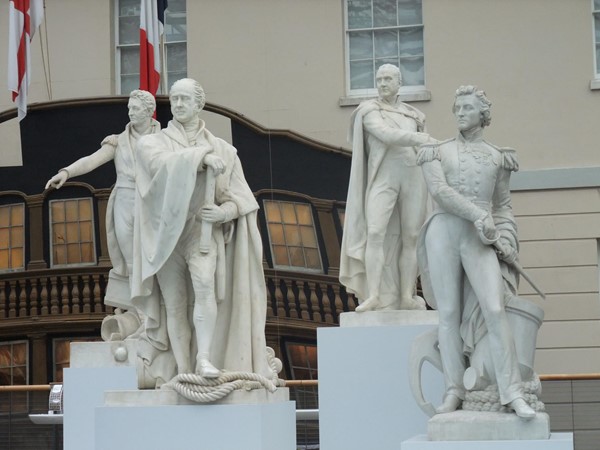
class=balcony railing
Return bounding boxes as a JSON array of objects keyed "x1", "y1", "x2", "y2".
[{"x1": 0, "y1": 266, "x2": 357, "y2": 327}]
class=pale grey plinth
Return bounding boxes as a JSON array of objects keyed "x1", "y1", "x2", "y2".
[
  {"x1": 401, "y1": 432, "x2": 573, "y2": 449},
  {"x1": 95, "y1": 400, "x2": 296, "y2": 450},
  {"x1": 340, "y1": 310, "x2": 439, "y2": 327},
  {"x1": 63, "y1": 366, "x2": 137, "y2": 450},
  {"x1": 318, "y1": 315, "x2": 444, "y2": 450},
  {"x1": 428, "y1": 411, "x2": 550, "y2": 441}
]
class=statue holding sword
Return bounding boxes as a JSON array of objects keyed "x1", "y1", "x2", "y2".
[{"x1": 416, "y1": 85, "x2": 543, "y2": 419}]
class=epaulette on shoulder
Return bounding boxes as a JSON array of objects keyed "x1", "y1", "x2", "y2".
[
  {"x1": 101, "y1": 134, "x2": 118, "y2": 147},
  {"x1": 498, "y1": 146, "x2": 519, "y2": 172},
  {"x1": 416, "y1": 138, "x2": 453, "y2": 165}
]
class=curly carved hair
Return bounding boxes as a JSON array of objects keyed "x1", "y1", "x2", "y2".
[
  {"x1": 129, "y1": 89, "x2": 156, "y2": 114},
  {"x1": 453, "y1": 85, "x2": 492, "y2": 127}
]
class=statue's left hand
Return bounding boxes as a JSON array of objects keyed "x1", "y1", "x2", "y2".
[
  {"x1": 200, "y1": 204, "x2": 226, "y2": 223},
  {"x1": 203, "y1": 154, "x2": 226, "y2": 175},
  {"x1": 496, "y1": 239, "x2": 517, "y2": 264}
]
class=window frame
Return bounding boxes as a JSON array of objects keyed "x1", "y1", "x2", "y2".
[
  {"x1": 114, "y1": 0, "x2": 188, "y2": 95},
  {"x1": 0, "y1": 340, "x2": 29, "y2": 386},
  {"x1": 49, "y1": 197, "x2": 97, "y2": 268},
  {"x1": 262, "y1": 199, "x2": 324, "y2": 274},
  {"x1": 592, "y1": 0, "x2": 600, "y2": 88},
  {"x1": 342, "y1": 0, "x2": 430, "y2": 103},
  {"x1": 0, "y1": 203, "x2": 25, "y2": 273}
]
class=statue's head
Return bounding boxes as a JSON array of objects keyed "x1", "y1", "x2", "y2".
[
  {"x1": 128, "y1": 90, "x2": 155, "y2": 126},
  {"x1": 376, "y1": 64, "x2": 402, "y2": 101},
  {"x1": 453, "y1": 85, "x2": 492, "y2": 130},
  {"x1": 169, "y1": 78, "x2": 206, "y2": 124}
]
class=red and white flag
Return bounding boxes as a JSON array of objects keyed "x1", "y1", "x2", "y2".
[
  {"x1": 140, "y1": 0, "x2": 167, "y2": 95},
  {"x1": 8, "y1": 0, "x2": 44, "y2": 121}
]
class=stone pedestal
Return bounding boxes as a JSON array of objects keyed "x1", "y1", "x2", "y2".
[
  {"x1": 64, "y1": 341, "x2": 295, "y2": 450},
  {"x1": 401, "y1": 432, "x2": 573, "y2": 449},
  {"x1": 318, "y1": 311, "x2": 444, "y2": 450},
  {"x1": 428, "y1": 410, "x2": 550, "y2": 441}
]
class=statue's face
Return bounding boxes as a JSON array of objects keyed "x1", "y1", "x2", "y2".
[
  {"x1": 128, "y1": 98, "x2": 151, "y2": 127},
  {"x1": 376, "y1": 67, "x2": 401, "y2": 101},
  {"x1": 170, "y1": 82, "x2": 199, "y2": 124},
  {"x1": 454, "y1": 94, "x2": 481, "y2": 131}
]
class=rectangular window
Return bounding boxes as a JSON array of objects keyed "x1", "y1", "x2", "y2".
[
  {"x1": 345, "y1": 0, "x2": 424, "y2": 96},
  {"x1": 50, "y1": 198, "x2": 96, "y2": 267},
  {"x1": 264, "y1": 200, "x2": 323, "y2": 273},
  {"x1": 594, "y1": 1, "x2": 600, "y2": 76},
  {"x1": 0, "y1": 341, "x2": 28, "y2": 414},
  {"x1": 0, "y1": 204, "x2": 25, "y2": 271},
  {"x1": 116, "y1": 0, "x2": 188, "y2": 94}
]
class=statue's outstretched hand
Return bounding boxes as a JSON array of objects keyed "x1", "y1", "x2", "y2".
[
  {"x1": 203, "y1": 154, "x2": 226, "y2": 175},
  {"x1": 45, "y1": 171, "x2": 68, "y2": 190}
]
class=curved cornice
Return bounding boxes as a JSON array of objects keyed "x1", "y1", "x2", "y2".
[{"x1": 0, "y1": 96, "x2": 351, "y2": 157}]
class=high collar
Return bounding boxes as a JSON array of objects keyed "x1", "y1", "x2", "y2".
[
  {"x1": 164, "y1": 118, "x2": 206, "y2": 147},
  {"x1": 458, "y1": 127, "x2": 484, "y2": 143}
]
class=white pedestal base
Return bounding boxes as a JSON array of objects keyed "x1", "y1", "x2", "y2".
[
  {"x1": 401, "y1": 432, "x2": 573, "y2": 449},
  {"x1": 318, "y1": 311, "x2": 444, "y2": 450},
  {"x1": 64, "y1": 341, "x2": 295, "y2": 450},
  {"x1": 95, "y1": 398, "x2": 296, "y2": 450}
]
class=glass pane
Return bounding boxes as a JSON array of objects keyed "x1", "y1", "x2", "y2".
[
  {"x1": 349, "y1": 31, "x2": 373, "y2": 60},
  {"x1": 0, "y1": 229, "x2": 9, "y2": 248},
  {"x1": 375, "y1": 57, "x2": 400, "y2": 73},
  {"x1": 305, "y1": 248, "x2": 322, "y2": 269},
  {"x1": 350, "y1": 60, "x2": 374, "y2": 89},
  {"x1": 119, "y1": 0, "x2": 140, "y2": 17},
  {"x1": 400, "y1": 56, "x2": 424, "y2": 85},
  {"x1": 121, "y1": 46, "x2": 140, "y2": 76},
  {"x1": 81, "y1": 243, "x2": 95, "y2": 263},
  {"x1": 166, "y1": 0, "x2": 186, "y2": 13},
  {"x1": 305, "y1": 346, "x2": 318, "y2": 368},
  {"x1": 10, "y1": 248, "x2": 23, "y2": 269},
  {"x1": 53, "y1": 224, "x2": 66, "y2": 245},
  {"x1": 51, "y1": 201, "x2": 64, "y2": 223},
  {"x1": 119, "y1": 16, "x2": 139, "y2": 45},
  {"x1": 80, "y1": 222, "x2": 93, "y2": 242},
  {"x1": 121, "y1": 75, "x2": 140, "y2": 96},
  {"x1": 0, "y1": 347, "x2": 11, "y2": 367},
  {"x1": 595, "y1": 0, "x2": 600, "y2": 11},
  {"x1": 54, "y1": 245, "x2": 66, "y2": 265},
  {"x1": 0, "y1": 207, "x2": 9, "y2": 227},
  {"x1": 300, "y1": 226, "x2": 317, "y2": 247},
  {"x1": 165, "y1": 11, "x2": 187, "y2": 43},
  {"x1": 0, "y1": 250, "x2": 8, "y2": 269},
  {"x1": 292, "y1": 368, "x2": 311, "y2": 380},
  {"x1": 273, "y1": 245, "x2": 289, "y2": 266},
  {"x1": 348, "y1": 0, "x2": 372, "y2": 29},
  {"x1": 597, "y1": 44, "x2": 600, "y2": 74},
  {"x1": 66, "y1": 223, "x2": 79, "y2": 243},
  {"x1": 13, "y1": 343, "x2": 26, "y2": 365},
  {"x1": 65, "y1": 200, "x2": 78, "y2": 222},
  {"x1": 398, "y1": 27, "x2": 423, "y2": 57},
  {"x1": 373, "y1": 0, "x2": 397, "y2": 28},
  {"x1": 79, "y1": 199, "x2": 92, "y2": 219},
  {"x1": 166, "y1": 42, "x2": 187, "y2": 73},
  {"x1": 67, "y1": 244, "x2": 81, "y2": 263},
  {"x1": 166, "y1": 71, "x2": 188, "y2": 92},
  {"x1": 10, "y1": 227, "x2": 23, "y2": 247},
  {"x1": 375, "y1": 29, "x2": 399, "y2": 59},
  {"x1": 288, "y1": 344, "x2": 308, "y2": 366},
  {"x1": 0, "y1": 368, "x2": 11, "y2": 385},
  {"x1": 268, "y1": 223, "x2": 285, "y2": 245},
  {"x1": 11, "y1": 205, "x2": 23, "y2": 226},
  {"x1": 295, "y1": 204, "x2": 312, "y2": 226},
  {"x1": 12, "y1": 366, "x2": 26, "y2": 385},
  {"x1": 284, "y1": 226, "x2": 302, "y2": 246},
  {"x1": 264, "y1": 201, "x2": 281, "y2": 223},
  {"x1": 397, "y1": 0, "x2": 422, "y2": 26},
  {"x1": 289, "y1": 246, "x2": 305, "y2": 267},
  {"x1": 281, "y1": 203, "x2": 297, "y2": 224}
]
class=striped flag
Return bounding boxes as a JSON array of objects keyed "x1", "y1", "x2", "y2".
[
  {"x1": 7, "y1": 0, "x2": 44, "y2": 121},
  {"x1": 140, "y1": 0, "x2": 167, "y2": 95}
]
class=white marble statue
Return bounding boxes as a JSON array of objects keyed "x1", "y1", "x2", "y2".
[
  {"x1": 340, "y1": 64, "x2": 435, "y2": 312},
  {"x1": 130, "y1": 78, "x2": 277, "y2": 390},
  {"x1": 416, "y1": 85, "x2": 538, "y2": 419},
  {"x1": 45, "y1": 90, "x2": 160, "y2": 337}
]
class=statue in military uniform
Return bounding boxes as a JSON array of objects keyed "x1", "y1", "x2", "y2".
[{"x1": 416, "y1": 85, "x2": 536, "y2": 419}]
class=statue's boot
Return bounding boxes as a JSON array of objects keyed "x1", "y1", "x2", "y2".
[
  {"x1": 510, "y1": 398, "x2": 536, "y2": 419},
  {"x1": 399, "y1": 296, "x2": 426, "y2": 310},
  {"x1": 196, "y1": 359, "x2": 220, "y2": 378},
  {"x1": 355, "y1": 296, "x2": 382, "y2": 312},
  {"x1": 435, "y1": 394, "x2": 461, "y2": 414}
]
